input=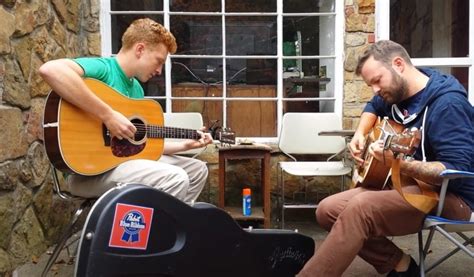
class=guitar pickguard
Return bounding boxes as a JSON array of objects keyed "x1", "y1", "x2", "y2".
[{"x1": 111, "y1": 137, "x2": 146, "y2": 157}]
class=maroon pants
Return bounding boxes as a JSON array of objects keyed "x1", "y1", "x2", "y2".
[{"x1": 296, "y1": 186, "x2": 471, "y2": 277}]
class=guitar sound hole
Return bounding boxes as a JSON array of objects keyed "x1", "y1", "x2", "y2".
[
  {"x1": 131, "y1": 118, "x2": 146, "y2": 142},
  {"x1": 110, "y1": 117, "x2": 147, "y2": 158}
]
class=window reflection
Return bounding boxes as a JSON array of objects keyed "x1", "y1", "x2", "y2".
[
  {"x1": 170, "y1": 0, "x2": 220, "y2": 12},
  {"x1": 429, "y1": 66, "x2": 468, "y2": 92},
  {"x1": 171, "y1": 100, "x2": 223, "y2": 127},
  {"x1": 172, "y1": 58, "x2": 223, "y2": 86},
  {"x1": 225, "y1": 17, "x2": 277, "y2": 56},
  {"x1": 111, "y1": 0, "x2": 163, "y2": 11},
  {"x1": 143, "y1": 74, "x2": 166, "y2": 97},
  {"x1": 390, "y1": 0, "x2": 469, "y2": 58},
  {"x1": 227, "y1": 59, "x2": 277, "y2": 86},
  {"x1": 227, "y1": 101, "x2": 277, "y2": 137},
  {"x1": 111, "y1": 15, "x2": 163, "y2": 53},
  {"x1": 283, "y1": 16, "x2": 335, "y2": 56},
  {"x1": 171, "y1": 16, "x2": 222, "y2": 55},
  {"x1": 284, "y1": 0, "x2": 335, "y2": 13},
  {"x1": 226, "y1": 0, "x2": 276, "y2": 12}
]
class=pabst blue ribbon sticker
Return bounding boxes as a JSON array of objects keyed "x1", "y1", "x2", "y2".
[{"x1": 109, "y1": 203, "x2": 154, "y2": 250}]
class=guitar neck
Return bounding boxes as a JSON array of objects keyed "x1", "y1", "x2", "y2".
[{"x1": 146, "y1": 125, "x2": 200, "y2": 140}]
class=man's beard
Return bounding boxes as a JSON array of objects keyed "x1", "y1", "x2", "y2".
[{"x1": 381, "y1": 71, "x2": 408, "y2": 105}]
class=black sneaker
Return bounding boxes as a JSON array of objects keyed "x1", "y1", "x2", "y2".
[{"x1": 387, "y1": 257, "x2": 420, "y2": 277}]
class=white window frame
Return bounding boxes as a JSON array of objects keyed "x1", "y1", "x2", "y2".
[
  {"x1": 99, "y1": 0, "x2": 345, "y2": 142},
  {"x1": 375, "y1": 0, "x2": 474, "y2": 104}
]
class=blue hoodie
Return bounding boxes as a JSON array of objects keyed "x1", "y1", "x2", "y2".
[{"x1": 363, "y1": 68, "x2": 474, "y2": 210}]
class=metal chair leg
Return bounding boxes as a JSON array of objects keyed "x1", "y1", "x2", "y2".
[
  {"x1": 418, "y1": 231, "x2": 425, "y2": 277},
  {"x1": 279, "y1": 165, "x2": 286, "y2": 229},
  {"x1": 41, "y1": 199, "x2": 92, "y2": 277}
]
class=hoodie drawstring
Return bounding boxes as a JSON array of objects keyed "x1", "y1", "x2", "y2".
[{"x1": 391, "y1": 104, "x2": 429, "y2": 162}]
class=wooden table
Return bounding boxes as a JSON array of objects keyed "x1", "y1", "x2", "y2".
[{"x1": 217, "y1": 143, "x2": 272, "y2": 228}]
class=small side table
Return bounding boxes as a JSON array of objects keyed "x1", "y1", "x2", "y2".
[{"x1": 217, "y1": 143, "x2": 272, "y2": 228}]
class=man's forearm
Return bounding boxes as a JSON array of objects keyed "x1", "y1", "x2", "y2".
[{"x1": 400, "y1": 159, "x2": 446, "y2": 186}]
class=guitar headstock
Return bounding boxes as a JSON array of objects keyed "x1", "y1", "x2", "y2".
[
  {"x1": 208, "y1": 120, "x2": 236, "y2": 144},
  {"x1": 384, "y1": 127, "x2": 421, "y2": 156},
  {"x1": 215, "y1": 128, "x2": 236, "y2": 144}
]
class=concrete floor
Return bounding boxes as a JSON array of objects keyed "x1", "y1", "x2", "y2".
[{"x1": 14, "y1": 220, "x2": 474, "y2": 277}]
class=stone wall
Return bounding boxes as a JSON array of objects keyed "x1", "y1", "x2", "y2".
[
  {"x1": 0, "y1": 0, "x2": 100, "y2": 274},
  {"x1": 343, "y1": 0, "x2": 375, "y2": 130}
]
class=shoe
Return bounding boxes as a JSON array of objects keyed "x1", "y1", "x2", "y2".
[{"x1": 387, "y1": 257, "x2": 420, "y2": 277}]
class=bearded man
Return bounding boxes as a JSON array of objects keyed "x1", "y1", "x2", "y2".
[{"x1": 297, "y1": 40, "x2": 474, "y2": 277}]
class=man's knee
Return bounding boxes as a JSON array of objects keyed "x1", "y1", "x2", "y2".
[
  {"x1": 195, "y1": 159, "x2": 208, "y2": 178},
  {"x1": 155, "y1": 167, "x2": 190, "y2": 199},
  {"x1": 316, "y1": 195, "x2": 340, "y2": 230},
  {"x1": 188, "y1": 159, "x2": 208, "y2": 188},
  {"x1": 345, "y1": 192, "x2": 374, "y2": 212}
]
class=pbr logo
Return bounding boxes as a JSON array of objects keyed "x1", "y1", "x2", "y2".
[{"x1": 109, "y1": 203, "x2": 154, "y2": 250}]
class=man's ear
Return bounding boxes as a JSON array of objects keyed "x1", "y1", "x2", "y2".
[
  {"x1": 135, "y1": 42, "x2": 145, "y2": 58},
  {"x1": 392, "y1": 56, "x2": 405, "y2": 73}
]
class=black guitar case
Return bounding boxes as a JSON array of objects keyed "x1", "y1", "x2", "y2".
[{"x1": 75, "y1": 184, "x2": 314, "y2": 277}]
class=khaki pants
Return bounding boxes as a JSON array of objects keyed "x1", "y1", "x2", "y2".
[
  {"x1": 297, "y1": 186, "x2": 472, "y2": 277},
  {"x1": 67, "y1": 155, "x2": 208, "y2": 205}
]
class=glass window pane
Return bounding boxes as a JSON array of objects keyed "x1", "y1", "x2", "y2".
[
  {"x1": 172, "y1": 83, "x2": 223, "y2": 99},
  {"x1": 283, "y1": 99, "x2": 336, "y2": 113},
  {"x1": 171, "y1": 16, "x2": 222, "y2": 55},
  {"x1": 284, "y1": 0, "x2": 335, "y2": 13},
  {"x1": 111, "y1": 15, "x2": 163, "y2": 54},
  {"x1": 390, "y1": 0, "x2": 469, "y2": 58},
  {"x1": 143, "y1": 73, "x2": 166, "y2": 97},
  {"x1": 227, "y1": 100, "x2": 277, "y2": 137},
  {"x1": 227, "y1": 58, "x2": 277, "y2": 86},
  {"x1": 170, "y1": 0, "x2": 220, "y2": 12},
  {"x1": 226, "y1": 0, "x2": 276, "y2": 12},
  {"x1": 428, "y1": 66, "x2": 468, "y2": 92},
  {"x1": 283, "y1": 58, "x2": 334, "y2": 113},
  {"x1": 225, "y1": 17, "x2": 277, "y2": 56},
  {"x1": 283, "y1": 16, "x2": 335, "y2": 56},
  {"x1": 111, "y1": 0, "x2": 163, "y2": 11},
  {"x1": 172, "y1": 58, "x2": 224, "y2": 88},
  {"x1": 172, "y1": 100, "x2": 223, "y2": 128},
  {"x1": 148, "y1": 99, "x2": 166, "y2": 113}
]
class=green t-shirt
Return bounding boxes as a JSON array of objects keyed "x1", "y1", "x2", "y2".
[{"x1": 73, "y1": 57, "x2": 144, "y2": 99}]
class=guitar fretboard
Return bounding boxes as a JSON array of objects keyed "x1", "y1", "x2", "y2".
[{"x1": 146, "y1": 126, "x2": 200, "y2": 140}]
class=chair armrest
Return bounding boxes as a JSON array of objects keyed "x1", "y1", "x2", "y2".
[
  {"x1": 436, "y1": 169, "x2": 474, "y2": 216},
  {"x1": 440, "y1": 169, "x2": 474, "y2": 179}
]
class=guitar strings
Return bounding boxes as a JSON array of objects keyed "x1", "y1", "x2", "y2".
[{"x1": 123, "y1": 124, "x2": 199, "y2": 138}]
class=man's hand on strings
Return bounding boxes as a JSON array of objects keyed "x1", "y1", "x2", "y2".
[
  {"x1": 367, "y1": 140, "x2": 396, "y2": 166},
  {"x1": 184, "y1": 127, "x2": 214, "y2": 149},
  {"x1": 103, "y1": 110, "x2": 136, "y2": 140},
  {"x1": 348, "y1": 133, "x2": 366, "y2": 165}
]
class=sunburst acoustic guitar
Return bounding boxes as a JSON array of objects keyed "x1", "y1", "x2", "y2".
[
  {"x1": 351, "y1": 117, "x2": 421, "y2": 189},
  {"x1": 43, "y1": 78, "x2": 235, "y2": 176}
]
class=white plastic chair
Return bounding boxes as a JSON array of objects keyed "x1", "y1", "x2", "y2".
[
  {"x1": 278, "y1": 113, "x2": 352, "y2": 228},
  {"x1": 164, "y1": 112, "x2": 206, "y2": 157},
  {"x1": 418, "y1": 169, "x2": 474, "y2": 276}
]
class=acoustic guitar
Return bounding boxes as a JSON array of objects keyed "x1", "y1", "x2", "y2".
[
  {"x1": 352, "y1": 117, "x2": 421, "y2": 189},
  {"x1": 43, "y1": 78, "x2": 235, "y2": 176}
]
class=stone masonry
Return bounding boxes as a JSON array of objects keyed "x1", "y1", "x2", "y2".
[
  {"x1": 0, "y1": 0, "x2": 374, "y2": 275},
  {"x1": 343, "y1": 0, "x2": 375, "y2": 130},
  {"x1": 0, "y1": 0, "x2": 100, "y2": 275}
]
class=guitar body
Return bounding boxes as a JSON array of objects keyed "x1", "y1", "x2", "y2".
[
  {"x1": 43, "y1": 78, "x2": 165, "y2": 176},
  {"x1": 76, "y1": 184, "x2": 314, "y2": 277},
  {"x1": 352, "y1": 118, "x2": 404, "y2": 189}
]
